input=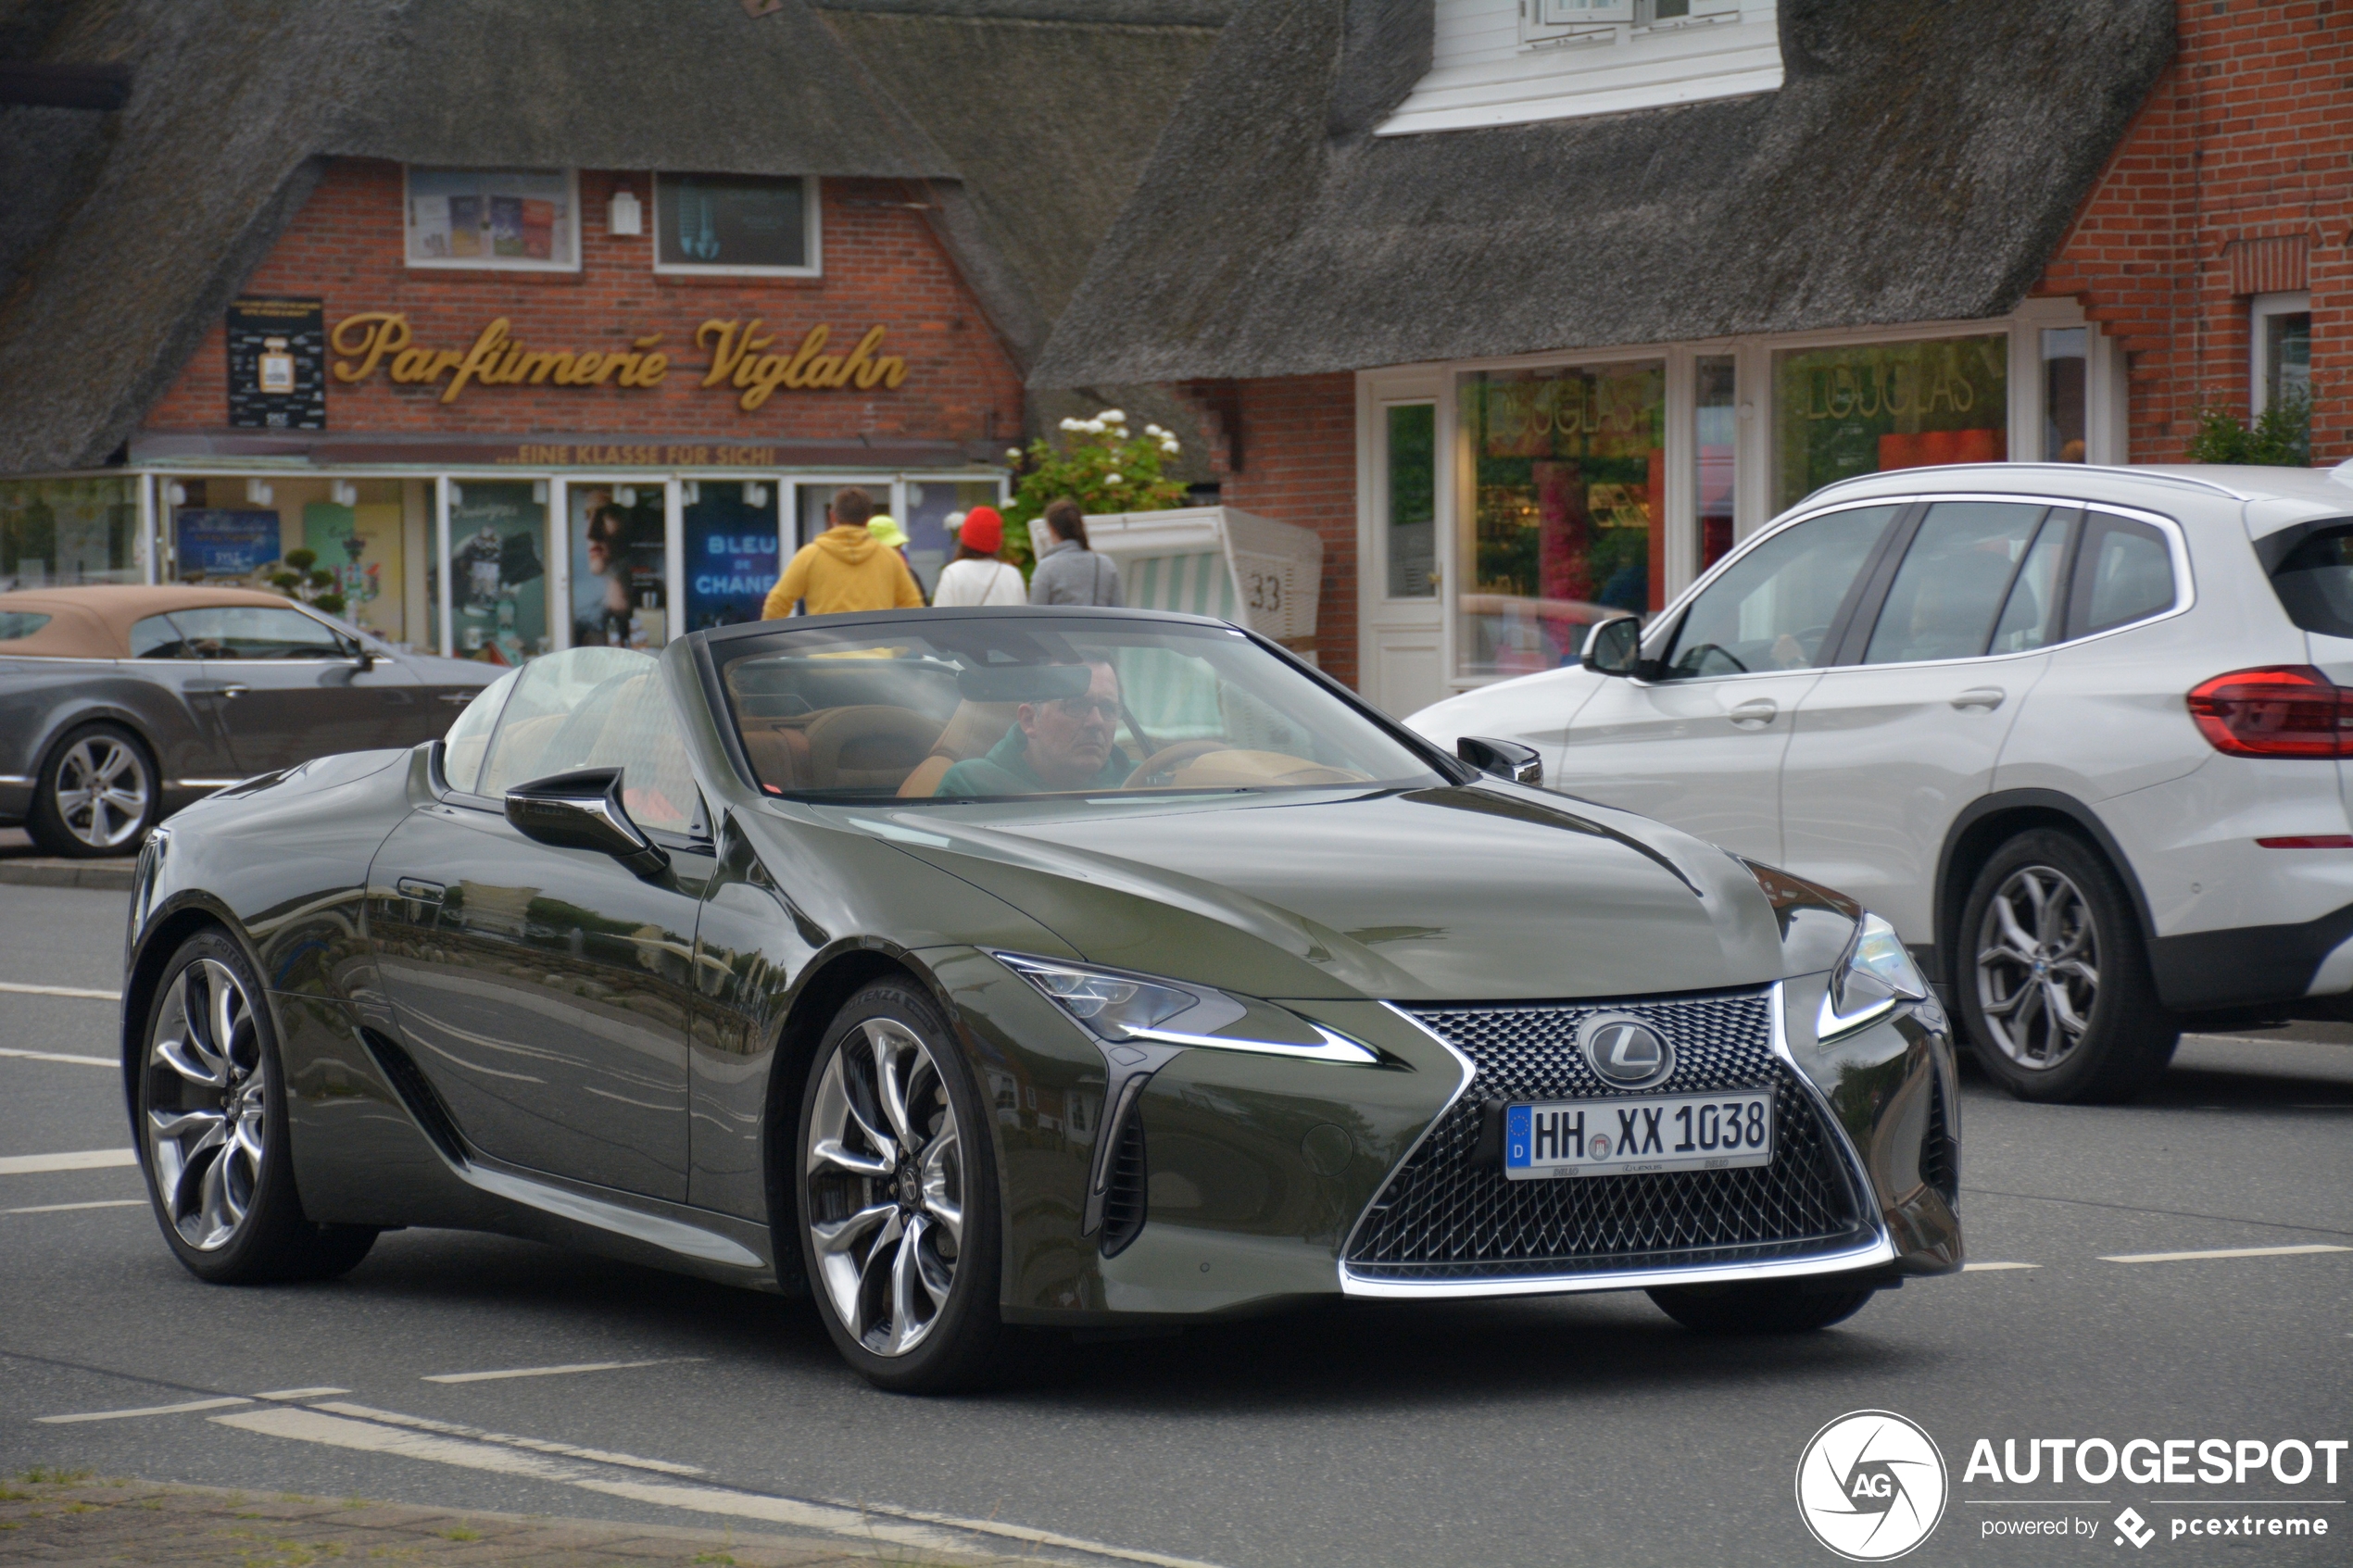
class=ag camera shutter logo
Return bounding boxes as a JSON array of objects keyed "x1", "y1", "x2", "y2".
[{"x1": 1795, "y1": 1410, "x2": 1948, "y2": 1561}]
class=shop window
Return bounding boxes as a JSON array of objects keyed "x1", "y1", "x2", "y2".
[
  {"x1": 1694, "y1": 356, "x2": 1736, "y2": 575},
  {"x1": 685, "y1": 480, "x2": 784, "y2": 629},
  {"x1": 2252, "y1": 292, "x2": 2311, "y2": 414},
  {"x1": 1772, "y1": 333, "x2": 2008, "y2": 510},
  {"x1": 164, "y1": 476, "x2": 413, "y2": 645},
  {"x1": 1385, "y1": 403, "x2": 1437, "y2": 598},
  {"x1": 405, "y1": 168, "x2": 578, "y2": 270},
  {"x1": 0, "y1": 477, "x2": 139, "y2": 592},
  {"x1": 654, "y1": 173, "x2": 818, "y2": 276},
  {"x1": 2042, "y1": 328, "x2": 2087, "y2": 462},
  {"x1": 569, "y1": 483, "x2": 670, "y2": 650},
  {"x1": 1457, "y1": 360, "x2": 1665, "y2": 679},
  {"x1": 442, "y1": 481, "x2": 549, "y2": 665}
]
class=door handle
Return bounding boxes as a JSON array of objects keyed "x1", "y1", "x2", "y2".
[
  {"x1": 438, "y1": 691, "x2": 474, "y2": 707},
  {"x1": 218, "y1": 684, "x2": 249, "y2": 700},
  {"x1": 1950, "y1": 687, "x2": 2006, "y2": 711},
  {"x1": 1729, "y1": 697, "x2": 1779, "y2": 728}
]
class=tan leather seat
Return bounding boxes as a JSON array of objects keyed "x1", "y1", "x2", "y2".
[
  {"x1": 897, "y1": 701, "x2": 1021, "y2": 797},
  {"x1": 804, "y1": 706, "x2": 943, "y2": 792},
  {"x1": 739, "y1": 721, "x2": 814, "y2": 791}
]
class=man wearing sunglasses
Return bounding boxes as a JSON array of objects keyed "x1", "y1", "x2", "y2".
[{"x1": 935, "y1": 660, "x2": 1136, "y2": 796}]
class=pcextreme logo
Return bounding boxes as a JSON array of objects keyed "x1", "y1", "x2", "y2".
[{"x1": 1796, "y1": 1410, "x2": 1950, "y2": 1561}]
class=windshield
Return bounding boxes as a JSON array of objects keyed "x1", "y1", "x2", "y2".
[{"x1": 712, "y1": 615, "x2": 1446, "y2": 802}]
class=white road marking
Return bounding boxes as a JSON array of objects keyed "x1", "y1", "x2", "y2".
[
  {"x1": 256, "y1": 1387, "x2": 349, "y2": 1401},
  {"x1": 39, "y1": 1396, "x2": 252, "y2": 1424},
  {"x1": 0, "y1": 1148, "x2": 137, "y2": 1175},
  {"x1": 0, "y1": 981, "x2": 121, "y2": 1000},
  {"x1": 3, "y1": 1198, "x2": 144, "y2": 1215},
  {"x1": 1962, "y1": 1261, "x2": 2040, "y2": 1272},
  {"x1": 0, "y1": 1047, "x2": 115, "y2": 1066},
  {"x1": 215, "y1": 1404, "x2": 1234, "y2": 1568},
  {"x1": 2101, "y1": 1244, "x2": 2351, "y2": 1264},
  {"x1": 421, "y1": 1357, "x2": 700, "y2": 1384},
  {"x1": 315, "y1": 1401, "x2": 706, "y2": 1476}
]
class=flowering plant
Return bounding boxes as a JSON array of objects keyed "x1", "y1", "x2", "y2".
[{"x1": 998, "y1": 409, "x2": 1187, "y2": 572}]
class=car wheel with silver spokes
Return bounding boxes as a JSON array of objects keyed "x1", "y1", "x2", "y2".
[
  {"x1": 29, "y1": 722, "x2": 157, "y2": 858},
  {"x1": 135, "y1": 931, "x2": 378, "y2": 1283},
  {"x1": 1957, "y1": 829, "x2": 2176, "y2": 1105},
  {"x1": 796, "y1": 983, "x2": 1001, "y2": 1391}
]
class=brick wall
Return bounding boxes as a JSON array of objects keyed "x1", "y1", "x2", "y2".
[
  {"x1": 142, "y1": 159, "x2": 1026, "y2": 446},
  {"x1": 2037, "y1": 1, "x2": 2350, "y2": 462},
  {"x1": 1184, "y1": 373, "x2": 1360, "y2": 687}
]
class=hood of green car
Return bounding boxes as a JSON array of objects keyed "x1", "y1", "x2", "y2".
[{"x1": 841, "y1": 785, "x2": 1793, "y2": 1003}]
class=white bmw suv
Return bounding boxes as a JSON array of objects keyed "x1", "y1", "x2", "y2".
[{"x1": 1410, "y1": 462, "x2": 2353, "y2": 1103}]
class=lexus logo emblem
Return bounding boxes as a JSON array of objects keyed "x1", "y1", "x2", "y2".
[{"x1": 1579, "y1": 1014, "x2": 1674, "y2": 1089}]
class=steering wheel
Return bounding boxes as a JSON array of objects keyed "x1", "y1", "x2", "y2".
[{"x1": 1123, "y1": 739, "x2": 1230, "y2": 789}]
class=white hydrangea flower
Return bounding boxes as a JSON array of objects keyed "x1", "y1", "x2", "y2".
[
  {"x1": 1004, "y1": 447, "x2": 1023, "y2": 463},
  {"x1": 1058, "y1": 418, "x2": 1083, "y2": 433},
  {"x1": 1161, "y1": 438, "x2": 1181, "y2": 454},
  {"x1": 1103, "y1": 472, "x2": 1125, "y2": 486},
  {"x1": 1100, "y1": 409, "x2": 1126, "y2": 424}
]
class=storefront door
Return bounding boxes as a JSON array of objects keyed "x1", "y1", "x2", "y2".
[{"x1": 1361, "y1": 380, "x2": 1444, "y2": 716}]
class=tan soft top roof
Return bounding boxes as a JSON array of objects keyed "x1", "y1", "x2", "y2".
[{"x1": 0, "y1": 585, "x2": 295, "y2": 659}]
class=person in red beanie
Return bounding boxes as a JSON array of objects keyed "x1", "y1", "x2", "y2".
[{"x1": 928, "y1": 506, "x2": 1026, "y2": 607}]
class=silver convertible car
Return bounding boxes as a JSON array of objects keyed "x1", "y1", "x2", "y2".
[{"x1": 124, "y1": 608, "x2": 1960, "y2": 1390}]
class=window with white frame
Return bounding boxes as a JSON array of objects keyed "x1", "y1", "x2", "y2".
[
  {"x1": 2251, "y1": 292, "x2": 2311, "y2": 415},
  {"x1": 653, "y1": 173, "x2": 820, "y2": 277},
  {"x1": 1378, "y1": 0, "x2": 1778, "y2": 133},
  {"x1": 405, "y1": 168, "x2": 578, "y2": 270}
]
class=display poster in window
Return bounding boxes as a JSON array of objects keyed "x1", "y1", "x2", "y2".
[
  {"x1": 571, "y1": 484, "x2": 669, "y2": 648},
  {"x1": 1773, "y1": 334, "x2": 2007, "y2": 509},
  {"x1": 175, "y1": 509, "x2": 282, "y2": 581},
  {"x1": 303, "y1": 500, "x2": 405, "y2": 641},
  {"x1": 684, "y1": 483, "x2": 780, "y2": 630},
  {"x1": 448, "y1": 482, "x2": 547, "y2": 665},
  {"x1": 408, "y1": 169, "x2": 573, "y2": 265},
  {"x1": 225, "y1": 297, "x2": 325, "y2": 431}
]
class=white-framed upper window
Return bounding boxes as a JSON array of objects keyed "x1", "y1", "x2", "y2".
[
  {"x1": 404, "y1": 168, "x2": 579, "y2": 271},
  {"x1": 653, "y1": 173, "x2": 821, "y2": 278},
  {"x1": 2251, "y1": 291, "x2": 2311, "y2": 415},
  {"x1": 1529, "y1": 0, "x2": 1739, "y2": 44}
]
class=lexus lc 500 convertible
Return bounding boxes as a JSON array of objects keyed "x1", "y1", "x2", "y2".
[{"x1": 121, "y1": 608, "x2": 1960, "y2": 1390}]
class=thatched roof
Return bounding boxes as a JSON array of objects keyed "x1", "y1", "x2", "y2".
[
  {"x1": 1033, "y1": 0, "x2": 2177, "y2": 387},
  {"x1": 0, "y1": 0, "x2": 1227, "y2": 473}
]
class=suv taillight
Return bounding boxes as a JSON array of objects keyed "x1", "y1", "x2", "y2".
[{"x1": 2186, "y1": 666, "x2": 2353, "y2": 758}]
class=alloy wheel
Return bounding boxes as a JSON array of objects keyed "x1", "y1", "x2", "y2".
[
  {"x1": 1973, "y1": 864, "x2": 2098, "y2": 1072},
  {"x1": 145, "y1": 959, "x2": 268, "y2": 1250},
  {"x1": 55, "y1": 734, "x2": 150, "y2": 848},
  {"x1": 805, "y1": 1017, "x2": 965, "y2": 1358}
]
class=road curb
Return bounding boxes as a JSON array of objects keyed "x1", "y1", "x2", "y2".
[{"x1": 0, "y1": 858, "x2": 136, "y2": 891}]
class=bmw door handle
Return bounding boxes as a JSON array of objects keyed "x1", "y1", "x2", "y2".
[
  {"x1": 1950, "y1": 687, "x2": 2006, "y2": 711},
  {"x1": 1729, "y1": 697, "x2": 1778, "y2": 728}
]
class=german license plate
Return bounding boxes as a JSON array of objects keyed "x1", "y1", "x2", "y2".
[{"x1": 1504, "y1": 1090, "x2": 1775, "y2": 1180}]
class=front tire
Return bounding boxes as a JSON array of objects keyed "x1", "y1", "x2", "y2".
[
  {"x1": 28, "y1": 722, "x2": 158, "y2": 857},
  {"x1": 136, "y1": 930, "x2": 378, "y2": 1283},
  {"x1": 795, "y1": 981, "x2": 1003, "y2": 1392},
  {"x1": 1957, "y1": 829, "x2": 2176, "y2": 1104},
  {"x1": 1648, "y1": 1279, "x2": 1878, "y2": 1335}
]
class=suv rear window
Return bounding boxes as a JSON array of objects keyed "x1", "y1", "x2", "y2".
[{"x1": 2268, "y1": 521, "x2": 2353, "y2": 638}]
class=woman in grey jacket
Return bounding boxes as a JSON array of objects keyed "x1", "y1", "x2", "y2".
[{"x1": 1026, "y1": 497, "x2": 1122, "y2": 608}]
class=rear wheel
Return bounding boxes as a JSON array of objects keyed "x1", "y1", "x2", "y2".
[
  {"x1": 137, "y1": 930, "x2": 378, "y2": 1283},
  {"x1": 1957, "y1": 829, "x2": 2176, "y2": 1104},
  {"x1": 1648, "y1": 1278, "x2": 1878, "y2": 1335},
  {"x1": 28, "y1": 722, "x2": 157, "y2": 858},
  {"x1": 795, "y1": 981, "x2": 1003, "y2": 1392}
]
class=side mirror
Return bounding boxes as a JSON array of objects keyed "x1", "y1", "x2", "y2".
[
  {"x1": 1456, "y1": 734, "x2": 1543, "y2": 786},
  {"x1": 351, "y1": 646, "x2": 378, "y2": 671},
  {"x1": 1579, "y1": 616, "x2": 1644, "y2": 677},
  {"x1": 505, "y1": 768, "x2": 670, "y2": 879}
]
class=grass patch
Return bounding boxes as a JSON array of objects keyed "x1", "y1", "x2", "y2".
[
  {"x1": 436, "y1": 1526, "x2": 480, "y2": 1542},
  {"x1": 17, "y1": 1467, "x2": 93, "y2": 1486}
]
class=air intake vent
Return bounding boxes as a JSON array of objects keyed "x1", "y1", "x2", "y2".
[
  {"x1": 1098, "y1": 1110, "x2": 1148, "y2": 1259},
  {"x1": 1920, "y1": 1073, "x2": 1957, "y2": 1208},
  {"x1": 359, "y1": 1028, "x2": 468, "y2": 1166}
]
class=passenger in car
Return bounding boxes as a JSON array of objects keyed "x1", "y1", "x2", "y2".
[{"x1": 933, "y1": 661, "x2": 1135, "y2": 795}]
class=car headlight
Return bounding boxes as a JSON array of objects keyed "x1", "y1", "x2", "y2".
[
  {"x1": 996, "y1": 953, "x2": 1378, "y2": 1064},
  {"x1": 1818, "y1": 913, "x2": 1931, "y2": 1039}
]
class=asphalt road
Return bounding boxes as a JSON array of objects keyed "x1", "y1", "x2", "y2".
[{"x1": 3, "y1": 880, "x2": 2347, "y2": 1567}]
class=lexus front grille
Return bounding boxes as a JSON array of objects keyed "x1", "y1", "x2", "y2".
[{"x1": 1345, "y1": 988, "x2": 1871, "y2": 1281}]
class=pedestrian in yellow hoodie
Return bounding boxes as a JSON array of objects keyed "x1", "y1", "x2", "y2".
[{"x1": 761, "y1": 487, "x2": 925, "y2": 618}]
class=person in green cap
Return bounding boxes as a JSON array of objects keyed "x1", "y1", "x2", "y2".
[{"x1": 935, "y1": 660, "x2": 1136, "y2": 796}]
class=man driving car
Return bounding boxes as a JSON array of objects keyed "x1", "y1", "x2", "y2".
[{"x1": 935, "y1": 660, "x2": 1136, "y2": 796}]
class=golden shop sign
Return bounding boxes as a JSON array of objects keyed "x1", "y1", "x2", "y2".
[{"x1": 328, "y1": 314, "x2": 910, "y2": 409}]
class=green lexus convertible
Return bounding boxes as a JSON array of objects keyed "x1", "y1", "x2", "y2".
[{"x1": 122, "y1": 608, "x2": 1960, "y2": 1390}]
